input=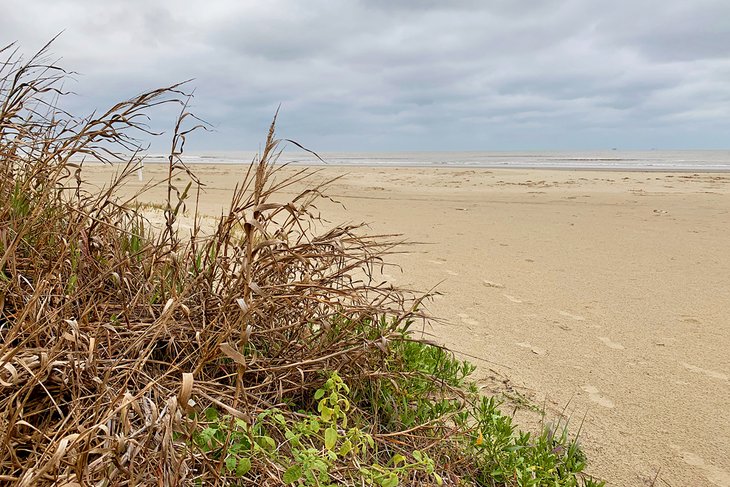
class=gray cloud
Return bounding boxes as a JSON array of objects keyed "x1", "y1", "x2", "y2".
[{"x1": 2, "y1": 0, "x2": 730, "y2": 150}]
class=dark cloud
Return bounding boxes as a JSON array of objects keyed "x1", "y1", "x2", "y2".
[
  {"x1": 593, "y1": 0, "x2": 730, "y2": 62},
  {"x1": 2, "y1": 0, "x2": 730, "y2": 150}
]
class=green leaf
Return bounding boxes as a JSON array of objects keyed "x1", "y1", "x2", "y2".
[
  {"x1": 284, "y1": 429, "x2": 300, "y2": 447},
  {"x1": 380, "y1": 474, "x2": 398, "y2": 487},
  {"x1": 338, "y1": 439, "x2": 352, "y2": 456},
  {"x1": 236, "y1": 457, "x2": 251, "y2": 476},
  {"x1": 324, "y1": 427, "x2": 338, "y2": 450},
  {"x1": 197, "y1": 427, "x2": 217, "y2": 450},
  {"x1": 309, "y1": 419, "x2": 320, "y2": 433},
  {"x1": 283, "y1": 465, "x2": 302, "y2": 484},
  {"x1": 265, "y1": 436, "x2": 276, "y2": 450},
  {"x1": 257, "y1": 436, "x2": 276, "y2": 451},
  {"x1": 225, "y1": 455, "x2": 237, "y2": 472},
  {"x1": 320, "y1": 405, "x2": 332, "y2": 422},
  {"x1": 204, "y1": 407, "x2": 218, "y2": 421},
  {"x1": 314, "y1": 388, "x2": 325, "y2": 400},
  {"x1": 433, "y1": 472, "x2": 443, "y2": 485},
  {"x1": 412, "y1": 450, "x2": 423, "y2": 462},
  {"x1": 391, "y1": 454, "x2": 405, "y2": 466}
]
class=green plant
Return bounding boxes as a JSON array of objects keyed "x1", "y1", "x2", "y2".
[
  {"x1": 191, "y1": 371, "x2": 448, "y2": 486},
  {"x1": 189, "y1": 361, "x2": 601, "y2": 486}
]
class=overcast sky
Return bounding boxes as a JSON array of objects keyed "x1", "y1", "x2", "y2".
[{"x1": 3, "y1": 0, "x2": 730, "y2": 151}]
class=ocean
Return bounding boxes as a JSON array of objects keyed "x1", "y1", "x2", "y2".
[{"x1": 142, "y1": 150, "x2": 730, "y2": 172}]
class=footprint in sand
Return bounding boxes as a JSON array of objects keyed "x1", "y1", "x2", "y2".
[
  {"x1": 581, "y1": 385, "x2": 615, "y2": 408},
  {"x1": 503, "y1": 294, "x2": 523, "y2": 303},
  {"x1": 482, "y1": 280, "x2": 504, "y2": 289},
  {"x1": 680, "y1": 316, "x2": 701, "y2": 324},
  {"x1": 598, "y1": 336, "x2": 625, "y2": 350},
  {"x1": 456, "y1": 313, "x2": 479, "y2": 327},
  {"x1": 515, "y1": 342, "x2": 546, "y2": 356},
  {"x1": 558, "y1": 310, "x2": 585, "y2": 321},
  {"x1": 671, "y1": 445, "x2": 730, "y2": 486},
  {"x1": 681, "y1": 362, "x2": 729, "y2": 381},
  {"x1": 445, "y1": 269, "x2": 459, "y2": 276}
]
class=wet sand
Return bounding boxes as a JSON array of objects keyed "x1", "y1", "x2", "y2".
[{"x1": 84, "y1": 164, "x2": 730, "y2": 486}]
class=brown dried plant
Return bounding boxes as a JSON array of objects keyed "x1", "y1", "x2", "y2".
[{"x1": 0, "y1": 42, "x2": 430, "y2": 486}]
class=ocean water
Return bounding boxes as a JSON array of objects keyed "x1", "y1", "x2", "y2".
[{"x1": 144, "y1": 150, "x2": 730, "y2": 172}]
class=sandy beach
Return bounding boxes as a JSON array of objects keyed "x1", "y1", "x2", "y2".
[{"x1": 84, "y1": 163, "x2": 730, "y2": 486}]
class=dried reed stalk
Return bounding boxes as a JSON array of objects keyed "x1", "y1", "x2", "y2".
[{"x1": 0, "y1": 42, "x2": 429, "y2": 486}]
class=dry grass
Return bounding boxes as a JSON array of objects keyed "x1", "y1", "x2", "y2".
[{"x1": 0, "y1": 43, "x2": 429, "y2": 485}]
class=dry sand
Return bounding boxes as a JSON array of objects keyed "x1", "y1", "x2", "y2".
[{"x1": 84, "y1": 163, "x2": 730, "y2": 486}]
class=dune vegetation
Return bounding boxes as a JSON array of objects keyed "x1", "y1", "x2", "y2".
[{"x1": 0, "y1": 43, "x2": 603, "y2": 486}]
